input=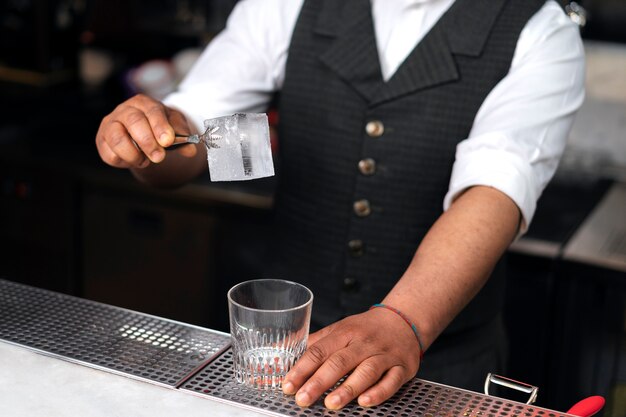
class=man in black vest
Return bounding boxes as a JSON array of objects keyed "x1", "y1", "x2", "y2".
[{"x1": 95, "y1": 0, "x2": 584, "y2": 410}]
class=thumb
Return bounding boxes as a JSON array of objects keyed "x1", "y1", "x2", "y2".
[{"x1": 165, "y1": 107, "x2": 192, "y2": 144}]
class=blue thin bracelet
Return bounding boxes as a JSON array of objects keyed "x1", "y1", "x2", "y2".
[{"x1": 370, "y1": 303, "x2": 425, "y2": 359}]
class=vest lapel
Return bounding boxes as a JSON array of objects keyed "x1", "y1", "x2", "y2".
[
  {"x1": 372, "y1": 0, "x2": 507, "y2": 105},
  {"x1": 313, "y1": 0, "x2": 508, "y2": 106},
  {"x1": 372, "y1": 27, "x2": 458, "y2": 106},
  {"x1": 446, "y1": 0, "x2": 508, "y2": 57},
  {"x1": 316, "y1": 0, "x2": 382, "y2": 103}
]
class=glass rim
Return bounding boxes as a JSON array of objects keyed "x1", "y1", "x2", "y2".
[{"x1": 227, "y1": 279, "x2": 313, "y2": 313}]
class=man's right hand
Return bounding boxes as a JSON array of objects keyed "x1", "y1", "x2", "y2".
[
  {"x1": 95, "y1": 94, "x2": 206, "y2": 187},
  {"x1": 96, "y1": 94, "x2": 197, "y2": 169}
]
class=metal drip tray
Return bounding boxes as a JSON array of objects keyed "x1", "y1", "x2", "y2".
[
  {"x1": 182, "y1": 349, "x2": 575, "y2": 417},
  {"x1": 0, "y1": 279, "x2": 230, "y2": 387},
  {"x1": 1, "y1": 279, "x2": 576, "y2": 416}
]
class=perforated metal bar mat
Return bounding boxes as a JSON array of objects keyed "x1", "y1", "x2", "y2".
[
  {"x1": 1, "y1": 279, "x2": 575, "y2": 417},
  {"x1": 0, "y1": 279, "x2": 230, "y2": 387},
  {"x1": 182, "y1": 349, "x2": 575, "y2": 417}
]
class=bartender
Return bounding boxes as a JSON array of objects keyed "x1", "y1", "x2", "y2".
[{"x1": 95, "y1": 0, "x2": 584, "y2": 410}]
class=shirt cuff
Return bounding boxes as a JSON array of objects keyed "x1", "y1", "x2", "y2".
[{"x1": 443, "y1": 143, "x2": 539, "y2": 236}]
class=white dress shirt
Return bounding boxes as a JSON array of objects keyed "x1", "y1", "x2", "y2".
[{"x1": 164, "y1": 0, "x2": 585, "y2": 234}]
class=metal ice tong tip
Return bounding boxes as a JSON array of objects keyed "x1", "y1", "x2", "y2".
[{"x1": 174, "y1": 125, "x2": 221, "y2": 149}]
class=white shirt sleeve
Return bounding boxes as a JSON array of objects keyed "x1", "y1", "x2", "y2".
[
  {"x1": 163, "y1": 0, "x2": 303, "y2": 133},
  {"x1": 443, "y1": 0, "x2": 586, "y2": 235}
]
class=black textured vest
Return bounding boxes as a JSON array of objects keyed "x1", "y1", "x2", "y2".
[{"x1": 271, "y1": 0, "x2": 544, "y2": 334}]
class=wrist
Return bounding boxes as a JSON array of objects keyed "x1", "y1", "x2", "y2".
[
  {"x1": 382, "y1": 293, "x2": 441, "y2": 351},
  {"x1": 369, "y1": 303, "x2": 425, "y2": 359}
]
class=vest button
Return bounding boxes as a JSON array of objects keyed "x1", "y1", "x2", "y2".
[
  {"x1": 348, "y1": 239, "x2": 364, "y2": 257},
  {"x1": 365, "y1": 120, "x2": 384, "y2": 137},
  {"x1": 342, "y1": 277, "x2": 359, "y2": 292},
  {"x1": 353, "y1": 199, "x2": 371, "y2": 217},
  {"x1": 358, "y1": 158, "x2": 376, "y2": 175}
]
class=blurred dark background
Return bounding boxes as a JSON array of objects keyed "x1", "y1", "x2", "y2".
[{"x1": 0, "y1": 0, "x2": 625, "y2": 415}]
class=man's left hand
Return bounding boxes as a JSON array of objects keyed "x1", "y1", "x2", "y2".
[{"x1": 282, "y1": 307, "x2": 422, "y2": 409}]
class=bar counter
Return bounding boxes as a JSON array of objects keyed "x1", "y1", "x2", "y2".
[
  {"x1": 0, "y1": 341, "x2": 264, "y2": 417},
  {"x1": 0, "y1": 279, "x2": 583, "y2": 417}
]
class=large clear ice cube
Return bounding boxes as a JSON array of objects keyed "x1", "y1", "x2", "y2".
[{"x1": 203, "y1": 113, "x2": 275, "y2": 182}]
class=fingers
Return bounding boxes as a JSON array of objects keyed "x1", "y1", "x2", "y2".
[
  {"x1": 357, "y1": 366, "x2": 409, "y2": 407},
  {"x1": 96, "y1": 120, "x2": 149, "y2": 168},
  {"x1": 288, "y1": 342, "x2": 407, "y2": 409},
  {"x1": 285, "y1": 330, "x2": 369, "y2": 408},
  {"x1": 120, "y1": 106, "x2": 165, "y2": 163},
  {"x1": 144, "y1": 102, "x2": 175, "y2": 148},
  {"x1": 282, "y1": 340, "x2": 332, "y2": 395},
  {"x1": 282, "y1": 311, "x2": 421, "y2": 410},
  {"x1": 324, "y1": 356, "x2": 389, "y2": 409},
  {"x1": 166, "y1": 107, "x2": 191, "y2": 138},
  {"x1": 96, "y1": 137, "x2": 131, "y2": 169},
  {"x1": 165, "y1": 108, "x2": 200, "y2": 158},
  {"x1": 282, "y1": 326, "x2": 342, "y2": 393},
  {"x1": 96, "y1": 94, "x2": 191, "y2": 169},
  {"x1": 292, "y1": 345, "x2": 362, "y2": 407}
]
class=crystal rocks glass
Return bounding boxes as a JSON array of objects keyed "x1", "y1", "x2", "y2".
[{"x1": 227, "y1": 279, "x2": 313, "y2": 389}]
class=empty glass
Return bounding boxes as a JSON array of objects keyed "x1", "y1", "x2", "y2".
[{"x1": 227, "y1": 279, "x2": 313, "y2": 390}]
